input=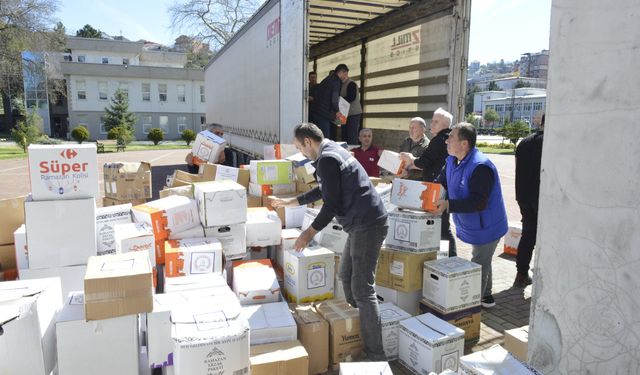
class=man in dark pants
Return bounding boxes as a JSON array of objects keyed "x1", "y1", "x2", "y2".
[
  {"x1": 513, "y1": 114, "x2": 545, "y2": 288},
  {"x1": 400, "y1": 108, "x2": 457, "y2": 257},
  {"x1": 309, "y1": 65, "x2": 348, "y2": 139},
  {"x1": 339, "y1": 67, "x2": 362, "y2": 145},
  {"x1": 270, "y1": 123, "x2": 388, "y2": 361}
]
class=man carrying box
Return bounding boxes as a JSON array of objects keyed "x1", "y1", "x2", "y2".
[
  {"x1": 185, "y1": 123, "x2": 229, "y2": 173},
  {"x1": 270, "y1": 122, "x2": 388, "y2": 361},
  {"x1": 432, "y1": 123, "x2": 508, "y2": 308}
]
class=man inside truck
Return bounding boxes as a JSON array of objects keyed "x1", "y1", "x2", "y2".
[
  {"x1": 185, "y1": 123, "x2": 230, "y2": 173},
  {"x1": 309, "y1": 64, "x2": 349, "y2": 140},
  {"x1": 270, "y1": 122, "x2": 389, "y2": 361}
]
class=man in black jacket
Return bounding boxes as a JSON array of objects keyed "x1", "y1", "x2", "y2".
[
  {"x1": 309, "y1": 65, "x2": 349, "y2": 139},
  {"x1": 400, "y1": 108, "x2": 457, "y2": 256},
  {"x1": 513, "y1": 114, "x2": 545, "y2": 288}
]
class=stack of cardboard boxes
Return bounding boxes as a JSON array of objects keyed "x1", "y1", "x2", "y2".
[
  {"x1": 0, "y1": 195, "x2": 26, "y2": 280},
  {"x1": 103, "y1": 162, "x2": 152, "y2": 206}
]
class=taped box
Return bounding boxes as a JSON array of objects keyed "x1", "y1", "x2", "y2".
[
  {"x1": 376, "y1": 248, "x2": 437, "y2": 293},
  {"x1": 250, "y1": 160, "x2": 294, "y2": 185},
  {"x1": 159, "y1": 185, "x2": 193, "y2": 199},
  {"x1": 28, "y1": 144, "x2": 99, "y2": 200},
  {"x1": 0, "y1": 195, "x2": 26, "y2": 245},
  {"x1": 131, "y1": 195, "x2": 200, "y2": 241},
  {"x1": 19, "y1": 264, "x2": 87, "y2": 305},
  {"x1": 422, "y1": 257, "x2": 482, "y2": 314},
  {"x1": 232, "y1": 259, "x2": 281, "y2": 305},
  {"x1": 504, "y1": 325, "x2": 529, "y2": 362},
  {"x1": 249, "y1": 182, "x2": 296, "y2": 197},
  {"x1": 379, "y1": 302, "x2": 412, "y2": 361},
  {"x1": 419, "y1": 299, "x2": 482, "y2": 345},
  {"x1": 163, "y1": 273, "x2": 229, "y2": 294},
  {"x1": 459, "y1": 344, "x2": 542, "y2": 375},
  {"x1": 316, "y1": 300, "x2": 362, "y2": 368},
  {"x1": 190, "y1": 130, "x2": 226, "y2": 165},
  {"x1": 504, "y1": 222, "x2": 522, "y2": 256},
  {"x1": 378, "y1": 150, "x2": 406, "y2": 175},
  {"x1": 103, "y1": 162, "x2": 152, "y2": 201},
  {"x1": 204, "y1": 223, "x2": 247, "y2": 260},
  {"x1": 250, "y1": 340, "x2": 309, "y2": 375},
  {"x1": 193, "y1": 180, "x2": 247, "y2": 227},
  {"x1": 114, "y1": 222, "x2": 156, "y2": 265},
  {"x1": 277, "y1": 228, "x2": 301, "y2": 268},
  {"x1": 246, "y1": 207, "x2": 282, "y2": 247},
  {"x1": 96, "y1": 203, "x2": 132, "y2": 256},
  {"x1": 385, "y1": 208, "x2": 441, "y2": 252},
  {"x1": 301, "y1": 208, "x2": 348, "y2": 255},
  {"x1": 283, "y1": 246, "x2": 335, "y2": 303},
  {"x1": 241, "y1": 301, "x2": 297, "y2": 345},
  {"x1": 391, "y1": 179, "x2": 445, "y2": 212},
  {"x1": 164, "y1": 237, "x2": 223, "y2": 277},
  {"x1": 200, "y1": 163, "x2": 250, "y2": 189},
  {"x1": 289, "y1": 304, "x2": 329, "y2": 375}
]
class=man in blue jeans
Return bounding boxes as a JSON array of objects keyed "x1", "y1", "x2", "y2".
[
  {"x1": 270, "y1": 122, "x2": 388, "y2": 361},
  {"x1": 433, "y1": 123, "x2": 508, "y2": 308}
]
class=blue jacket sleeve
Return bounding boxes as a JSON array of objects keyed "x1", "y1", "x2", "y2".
[{"x1": 448, "y1": 165, "x2": 494, "y2": 213}]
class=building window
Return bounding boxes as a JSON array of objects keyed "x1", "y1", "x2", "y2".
[
  {"x1": 495, "y1": 104, "x2": 504, "y2": 112},
  {"x1": 78, "y1": 115, "x2": 88, "y2": 128},
  {"x1": 177, "y1": 84, "x2": 186, "y2": 102},
  {"x1": 119, "y1": 82, "x2": 129, "y2": 99},
  {"x1": 78, "y1": 55, "x2": 86, "y2": 63},
  {"x1": 200, "y1": 85, "x2": 205, "y2": 103},
  {"x1": 102, "y1": 57, "x2": 109, "y2": 64},
  {"x1": 523, "y1": 103, "x2": 532, "y2": 111},
  {"x1": 200, "y1": 116, "x2": 206, "y2": 130},
  {"x1": 159, "y1": 116, "x2": 169, "y2": 133},
  {"x1": 98, "y1": 81, "x2": 108, "y2": 100},
  {"x1": 158, "y1": 84, "x2": 167, "y2": 102},
  {"x1": 100, "y1": 116, "x2": 107, "y2": 134},
  {"x1": 142, "y1": 83, "x2": 151, "y2": 101},
  {"x1": 486, "y1": 105, "x2": 495, "y2": 111},
  {"x1": 76, "y1": 80, "x2": 86, "y2": 100},
  {"x1": 123, "y1": 58, "x2": 129, "y2": 65},
  {"x1": 142, "y1": 115, "x2": 152, "y2": 134},
  {"x1": 533, "y1": 102, "x2": 543, "y2": 111},
  {"x1": 177, "y1": 116, "x2": 187, "y2": 133}
]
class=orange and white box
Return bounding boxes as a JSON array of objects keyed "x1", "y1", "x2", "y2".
[
  {"x1": 391, "y1": 179, "x2": 445, "y2": 212},
  {"x1": 232, "y1": 259, "x2": 281, "y2": 305},
  {"x1": 248, "y1": 182, "x2": 296, "y2": 197},
  {"x1": 503, "y1": 222, "x2": 522, "y2": 256},
  {"x1": 114, "y1": 223, "x2": 156, "y2": 265},
  {"x1": 131, "y1": 195, "x2": 200, "y2": 241},
  {"x1": 378, "y1": 150, "x2": 406, "y2": 175},
  {"x1": 164, "y1": 237, "x2": 223, "y2": 278},
  {"x1": 28, "y1": 144, "x2": 99, "y2": 201},
  {"x1": 264, "y1": 144, "x2": 298, "y2": 160},
  {"x1": 191, "y1": 130, "x2": 226, "y2": 165}
]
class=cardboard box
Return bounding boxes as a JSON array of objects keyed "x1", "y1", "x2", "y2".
[
  {"x1": 422, "y1": 257, "x2": 482, "y2": 313},
  {"x1": 250, "y1": 160, "x2": 294, "y2": 185},
  {"x1": 316, "y1": 300, "x2": 362, "y2": 367},
  {"x1": 28, "y1": 144, "x2": 99, "y2": 200},
  {"x1": 0, "y1": 243, "x2": 17, "y2": 271},
  {"x1": 25, "y1": 196, "x2": 97, "y2": 269},
  {"x1": 159, "y1": 185, "x2": 193, "y2": 199},
  {"x1": 504, "y1": 222, "x2": 522, "y2": 256},
  {"x1": 249, "y1": 182, "x2": 296, "y2": 196},
  {"x1": 267, "y1": 195, "x2": 306, "y2": 229},
  {"x1": 385, "y1": 208, "x2": 441, "y2": 252},
  {"x1": 378, "y1": 149, "x2": 406, "y2": 175},
  {"x1": 204, "y1": 223, "x2": 247, "y2": 259},
  {"x1": 504, "y1": 325, "x2": 529, "y2": 362},
  {"x1": 277, "y1": 228, "x2": 301, "y2": 267},
  {"x1": 171, "y1": 303, "x2": 250, "y2": 375},
  {"x1": 165, "y1": 237, "x2": 223, "y2": 277},
  {"x1": 399, "y1": 313, "x2": 465, "y2": 374},
  {"x1": 376, "y1": 248, "x2": 437, "y2": 292},
  {"x1": 459, "y1": 344, "x2": 542, "y2": 375},
  {"x1": 289, "y1": 304, "x2": 329, "y2": 375},
  {"x1": 246, "y1": 207, "x2": 282, "y2": 247},
  {"x1": 247, "y1": 194, "x2": 263, "y2": 207},
  {"x1": 334, "y1": 255, "x2": 345, "y2": 300},
  {"x1": 294, "y1": 163, "x2": 316, "y2": 184},
  {"x1": 13, "y1": 224, "x2": 28, "y2": 270},
  {"x1": 283, "y1": 246, "x2": 335, "y2": 303},
  {"x1": 114, "y1": 222, "x2": 156, "y2": 264},
  {"x1": 241, "y1": 301, "x2": 297, "y2": 345},
  {"x1": 0, "y1": 195, "x2": 26, "y2": 245},
  {"x1": 340, "y1": 362, "x2": 393, "y2": 375},
  {"x1": 301, "y1": 209, "x2": 348, "y2": 255},
  {"x1": 163, "y1": 273, "x2": 229, "y2": 293},
  {"x1": 96, "y1": 203, "x2": 132, "y2": 256},
  {"x1": 375, "y1": 183, "x2": 397, "y2": 213},
  {"x1": 194, "y1": 180, "x2": 247, "y2": 227},
  {"x1": 103, "y1": 162, "x2": 152, "y2": 200},
  {"x1": 56, "y1": 291, "x2": 139, "y2": 375},
  {"x1": 250, "y1": 340, "x2": 309, "y2": 375},
  {"x1": 200, "y1": 163, "x2": 250, "y2": 189},
  {"x1": 419, "y1": 299, "x2": 482, "y2": 344},
  {"x1": 19, "y1": 265, "x2": 87, "y2": 304},
  {"x1": 391, "y1": 179, "x2": 445, "y2": 212},
  {"x1": 131, "y1": 195, "x2": 200, "y2": 241},
  {"x1": 84, "y1": 251, "x2": 153, "y2": 320},
  {"x1": 376, "y1": 285, "x2": 422, "y2": 316},
  {"x1": 0, "y1": 278, "x2": 62, "y2": 375},
  {"x1": 102, "y1": 196, "x2": 146, "y2": 206},
  {"x1": 379, "y1": 303, "x2": 412, "y2": 360},
  {"x1": 232, "y1": 259, "x2": 281, "y2": 305},
  {"x1": 191, "y1": 130, "x2": 227, "y2": 165},
  {"x1": 168, "y1": 224, "x2": 205, "y2": 239},
  {"x1": 264, "y1": 144, "x2": 298, "y2": 160},
  {"x1": 169, "y1": 169, "x2": 203, "y2": 187}
]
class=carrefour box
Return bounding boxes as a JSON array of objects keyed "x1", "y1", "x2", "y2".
[
  {"x1": 204, "y1": 223, "x2": 247, "y2": 259},
  {"x1": 25, "y1": 196, "x2": 97, "y2": 269},
  {"x1": 379, "y1": 302, "x2": 412, "y2": 361},
  {"x1": 316, "y1": 300, "x2": 362, "y2": 367},
  {"x1": 340, "y1": 362, "x2": 393, "y2": 375},
  {"x1": 232, "y1": 259, "x2": 281, "y2": 305},
  {"x1": 277, "y1": 228, "x2": 301, "y2": 267},
  {"x1": 250, "y1": 340, "x2": 309, "y2": 375},
  {"x1": 114, "y1": 222, "x2": 156, "y2": 264},
  {"x1": 190, "y1": 130, "x2": 226, "y2": 165},
  {"x1": 422, "y1": 257, "x2": 481, "y2": 313},
  {"x1": 385, "y1": 208, "x2": 441, "y2": 252},
  {"x1": 376, "y1": 285, "x2": 422, "y2": 316},
  {"x1": 399, "y1": 313, "x2": 465, "y2": 374},
  {"x1": 289, "y1": 304, "x2": 329, "y2": 374},
  {"x1": 56, "y1": 291, "x2": 139, "y2": 375},
  {"x1": 103, "y1": 162, "x2": 152, "y2": 201},
  {"x1": 504, "y1": 222, "x2": 522, "y2": 256},
  {"x1": 0, "y1": 278, "x2": 62, "y2": 375},
  {"x1": 378, "y1": 150, "x2": 405, "y2": 175},
  {"x1": 376, "y1": 248, "x2": 436, "y2": 292},
  {"x1": 96, "y1": 203, "x2": 132, "y2": 256},
  {"x1": 264, "y1": 144, "x2": 298, "y2": 160},
  {"x1": 250, "y1": 160, "x2": 294, "y2": 185},
  {"x1": 194, "y1": 180, "x2": 247, "y2": 227},
  {"x1": 19, "y1": 265, "x2": 87, "y2": 304},
  {"x1": 459, "y1": 344, "x2": 542, "y2": 375},
  {"x1": 200, "y1": 163, "x2": 250, "y2": 189},
  {"x1": 241, "y1": 301, "x2": 297, "y2": 345},
  {"x1": 13, "y1": 224, "x2": 28, "y2": 270},
  {"x1": 419, "y1": 299, "x2": 482, "y2": 344},
  {"x1": 28, "y1": 144, "x2": 99, "y2": 200},
  {"x1": 84, "y1": 251, "x2": 153, "y2": 320},
  {"x1": 283, "y1": 246, "x2": 334, "y2": 303},
  {"x1": 504, "y1": 325, "x2": 529, "y2": 362},
  {"x1": 164, "y1": 237, "x2": 223, "y2": 277},
  {"x1": 246, "y1": 207, "x2": 282, "y2": 247},
  {"x1": 391, "y1": 179, "x2": 445, "y2": 212},
  {"x1": 0, "y1": 195, "x2": 26, "y2": 245},
  {"x1": 131, "y1": 195, "x2": 200, "y2": 241}
]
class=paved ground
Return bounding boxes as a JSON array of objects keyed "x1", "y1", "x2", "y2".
[{"x1": 0, "y1": 147, "x2": 531, "y2": 373}]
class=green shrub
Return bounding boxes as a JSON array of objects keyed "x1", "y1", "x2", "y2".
[
  {"x1": 147, "y1": 128, "x2": 164, "y2": 145},
  {"x1": 71, "y1": 126, "x2": 90, "y2": 144},
  {"x1": 181, "y1": 129, "x2": 196, "y2": 146},
  {"x1": 107, "y1": 126, "x2": 134, "y2": 145},
  {"x1": 11, "y1": 109, "x2": 41, "y2": 152}
]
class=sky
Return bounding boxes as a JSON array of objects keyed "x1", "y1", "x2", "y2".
[{"x1": 55, "y1": 0, "x2": 551, "y2": 64}]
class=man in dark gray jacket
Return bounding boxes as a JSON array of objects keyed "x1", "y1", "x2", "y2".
[{"x1": 309, "y1": 65, "x2": 349, "y2": 139}]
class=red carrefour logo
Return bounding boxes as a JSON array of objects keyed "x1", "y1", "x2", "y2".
[{"x1": 60, "y1": 149, "x2": 78, "y2": 159}]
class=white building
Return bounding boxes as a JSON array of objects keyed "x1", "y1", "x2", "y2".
[
  {"x1": 474, "y1": 88, "x2": 546, "y2": 127},
  {"x1": 473, "y1": 76, "x2": 546, "y2": 91},
  {"x1": 60, "y1": 37, "x2": 206, "y2": 140}
]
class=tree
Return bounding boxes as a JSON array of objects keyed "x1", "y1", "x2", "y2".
[
  {"x1": 465, "y1": 113, "x2": 480, "y2": 127},
  {"x1": 76, "y1": 24, "x2": 102, "y2": 38},
  {"x1": 169, "y1": 0, "x2": 262, "y2": 51},
  {"x1": 107, "y1": 126, "x2": 134, "y2": 145},
  {"x1": 71, "y1": 126, "x2": 89, "y2": 144},
  {"x1": 11, "y1": 107, "x2": 42, "y2": 152},
  {"x1": 487, "y1": 81, "x2": 502, "y2": 91},
  {"x1": 104, "y1": 89, "x2": 136, "y2": 132},
  {"x1": 181, "y1": 129, "x2": 196, "y2": 145},
  {"x1": 498, "y1": 120, "x2": 530, "y2": 145},
  {"x1": 465, "y1": 84, "x2": 481, "y2": 114},
  {"x1": 484, "y1": 108, "x2": 500, "y2": 128},
  {"x1": 514, "y1": 79, "x2": 531, "y2": 89},
  {"x1": 147, "y1": 128, "x2": 164, "y2": 145}
]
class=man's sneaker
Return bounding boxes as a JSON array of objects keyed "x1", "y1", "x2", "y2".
[
  {"x1": 513, "y1": 272, "x2": 533, "y2": 288},
  {"x1": 481, "y1": 295, "x2": 496, "y2": 308}
]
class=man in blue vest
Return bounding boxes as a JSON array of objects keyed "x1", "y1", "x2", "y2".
[
  {"x1": 433, "y1": 123, "x2": 508, "y2": 308},
  {"x1": 270, "y1": 122, "x2": 388, "y2": 360}
]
